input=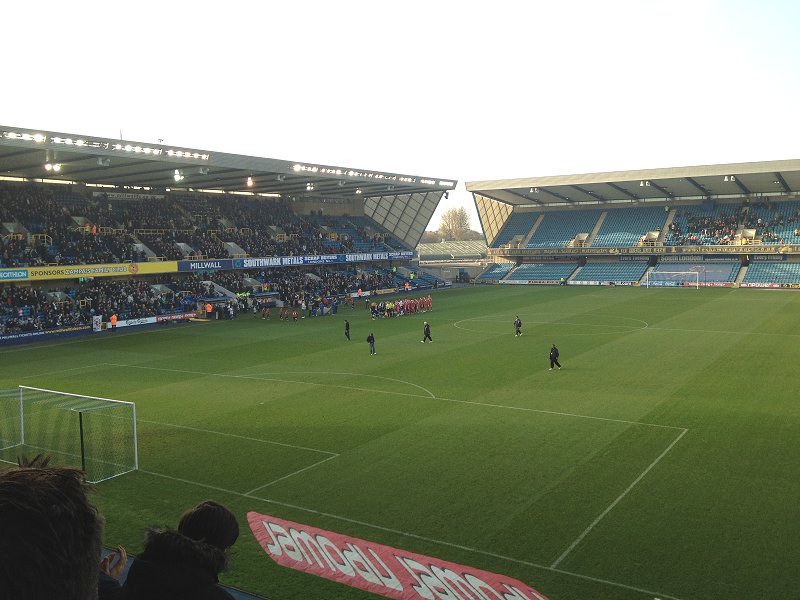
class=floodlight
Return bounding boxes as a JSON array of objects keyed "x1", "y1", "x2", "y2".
[
  {"x1": 44, "y1": 163, "x2": 53, "y2": 171},
  {"x1": 355, "y1": 188, "x2": 362, "y2": 194},
  {"x1": 52, "y1": 164, "x2": 61, "y2": 172}
]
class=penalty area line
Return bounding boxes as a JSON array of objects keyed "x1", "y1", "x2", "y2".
[{"x1": 550, "y1": 428, "x2": 689, "y2": 569}]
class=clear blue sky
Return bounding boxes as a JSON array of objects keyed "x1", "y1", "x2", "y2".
[{"x1": 2, "y1": 1, "x2": 799, "y2": 230}]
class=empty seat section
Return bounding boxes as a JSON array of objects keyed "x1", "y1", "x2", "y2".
[
  {"x1": 527, "y1": 210, "x2": 600, "y2": 248},
  {"x1": 742, "y1": 262, "x2": 800, "y2": 284},
  {"x1": 506, "y1": 262, "x2": 577, "y2": 281},
  {"x1": 593, "y1": 207, "x2": 667, "y2": 247},
  {"x1": 476, "y1": 263, "x2": 514, "y2": 280},
  {"x1": 573, "y1": 261, "x2": 648, "y2": 282},
  {"x1": 491, "y1": 212, "x2": 539, "y2": 248}
]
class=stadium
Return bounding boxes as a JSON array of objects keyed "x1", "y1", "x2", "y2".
[{"x1": 2, "y1": 125, "x2": 800, "y2": 600}]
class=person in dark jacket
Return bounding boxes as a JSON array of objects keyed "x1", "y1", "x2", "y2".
[
  {"x1": 344, "y1": 319, "x2": 350, "y2": 341},
  {"x1": 120, "y1": 500, "x2": 239, "y2": 600},
  {"x1": 421, "y1": 321, "x2": 432, "y2": 343},
  {"x1": 367, "y1": 332, "x2": 376, "y2": 355},
  {"x1": 549, "y1": 343, "x2": 562, "y2": 370}
]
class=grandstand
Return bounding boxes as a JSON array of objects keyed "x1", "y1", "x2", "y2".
[{"x1": 466, "y1": 158, "x2": 800, "y2": 288}]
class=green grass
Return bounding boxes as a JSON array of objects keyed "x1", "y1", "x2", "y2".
[{"x1": 2, "y1": 285, "x2": 800, "y2": 599}]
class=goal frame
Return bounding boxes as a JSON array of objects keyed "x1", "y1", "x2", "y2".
[
  {"x1": 3, "y1": 386, "x2": 139, "y2": 483},
  {"x1": 645, "y1": 270, "x2": 700, "y2": 289}
]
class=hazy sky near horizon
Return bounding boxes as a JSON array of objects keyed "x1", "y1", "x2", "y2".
[{"x1": 3, "y1": 1, "x2": 799, "y2": 230}]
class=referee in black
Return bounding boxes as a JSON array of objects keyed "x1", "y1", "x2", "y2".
[
  {"x1": 421, "y1": 321, "x2": 432, "y2": 343},
  {"x1": 549, "y1": 343, "x2": 561, "y2": 370}
]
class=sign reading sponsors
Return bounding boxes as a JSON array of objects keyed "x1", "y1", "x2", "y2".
[
  {"x1": 248, "y1": 512, "x2": 549, "y2": 600},
  {"x1": 3, "y1": 261, "x2": 177, "y2": 282}
]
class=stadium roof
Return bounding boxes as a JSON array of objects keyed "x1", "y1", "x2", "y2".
[
  {"x1": 466, "y1": 159, "x2": 800, "y2": 208},
  {"x1": 0, "y1": 125, "x2": 456, "y2": 199}
]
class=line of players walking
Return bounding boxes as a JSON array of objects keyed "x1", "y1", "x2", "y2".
[{"x1": 348, "y1": 312, "x2": 562, "y2": 369}]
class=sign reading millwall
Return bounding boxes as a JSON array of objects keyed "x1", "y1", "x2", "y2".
[
  {"x1": 248, "y1": 512, "x2": 549, "y2": 600},
  {"x1": 179, "y1": 251, "x2": 413, "y2": 272}
]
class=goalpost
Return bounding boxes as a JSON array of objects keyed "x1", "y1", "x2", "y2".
[
  {"x1": 645, "y1": 271, "x2": 700, "y2": 289},
  {"x1": 0, "y1": 386, "x2": 138, "y2": 483}
]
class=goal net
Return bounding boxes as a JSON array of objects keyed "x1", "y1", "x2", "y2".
[
  {"x1": 645, "y1": 270, "x2": 700, "y2": 288},
  {"x1": 0, "y1": 386, "x2": 138, "y2": 483}
]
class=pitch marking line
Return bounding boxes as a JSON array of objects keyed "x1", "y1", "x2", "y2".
[
  {"x1": 137, "y1": 418, "x2": 338, "y2": 456},
  {"x1": 138, "y1": 468, "x2": 684, "y2": 600},
  {"x1": 103, "y1": 363, "x2": 437, "y2": 400},
  {"x1": 551, "y1": 427, "x2": 689, "y2": 569},
  {"x1": 105, "y1": 362, "x2": 684, "y2": 431},
  {"x1": 244, "y1": 454, "x2": 341, "y2": 495},
  {"x1": 19, "y1": 363, "x2": 109, "y2": 380}
]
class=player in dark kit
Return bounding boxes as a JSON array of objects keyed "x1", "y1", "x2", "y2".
[
  {"x1": 514, "y1": 316, "x2": 522, "y2": 337},
  {"x1": 344, "y1": 319, "x2": 350, "y2": 340},
  {"x1": 549, "y1": 343, "x2": 561, "y2": 370},
  {"x1": 367, "y1": 332, "x2": 376, "y2": 355},
  {"x1": 421, "y1": 321, "x2": 432, "y2": 343}
]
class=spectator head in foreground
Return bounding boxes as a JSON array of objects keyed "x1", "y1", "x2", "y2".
[
  {"x1": 178, "y1": 500, "x2": 240, "y2": 553},
  {"x1": 0, "y1": 454, "x2": 103, "y2": 600},
  {"x1": 120, "y1": 500, "x2": 240, "y2": 600}
]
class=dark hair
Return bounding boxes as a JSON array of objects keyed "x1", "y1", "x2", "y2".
[
  {"x1": 177, "y1": 500, "x2": 239, "y2": 551},
  {"x1": 0, "y1": 454, "x2": 103, "y2": 600}
]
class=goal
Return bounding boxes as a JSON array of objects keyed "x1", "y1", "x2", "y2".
[
  {"x1": 0, "y1": 386, "x2": 138, "y2": 483},
  {"x1": 644, "y1": 270, "x2": 700, "y2": 288}
]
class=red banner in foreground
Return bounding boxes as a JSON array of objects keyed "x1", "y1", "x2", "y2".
[{"x1": 248, "y1": 512, "x2": 549, "y2": 600}]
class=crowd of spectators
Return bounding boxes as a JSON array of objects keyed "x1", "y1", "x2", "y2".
[
  {"x1": 669, "y1": 209, "x2": 740, "y2": 245},
  {"x1": 0, "y1": 285, "x2": 83, "y2": 334},
  {"x1": 1, "y1": 182, "x2": 403, "y2": 268},
  {"x1": 0, "y1": 267, "x2": 403, "y2": 335}
]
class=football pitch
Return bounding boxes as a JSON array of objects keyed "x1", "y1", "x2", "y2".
[{"x1": 2, "y1": 284, "x2": 799, "y2": 599}]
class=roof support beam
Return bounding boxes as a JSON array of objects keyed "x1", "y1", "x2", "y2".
[
  {"x1": 733, "y1": 177, "x2": 752, "y2": 196},
  {"x1": 685, "y1": 177, "x2": 710, "y2": 197},
  {"x1": 647, "y1": 181, "x2": 673, "y2": 199},
  {"x1": 774, "y1": 172, "x2": 791, "y2": 194},
  {"x1": 538, "y1": 188, "x2": 574, "y2": 204},
  {"x1": 570, "y1": 185, "x2": 608, "y2": 202},
  {"x1": 606, "y1": 183, "x2": 639, "y2": 201},
  {"x1": 507, "y1": 189, "x2": 544, "y2": 206}
]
